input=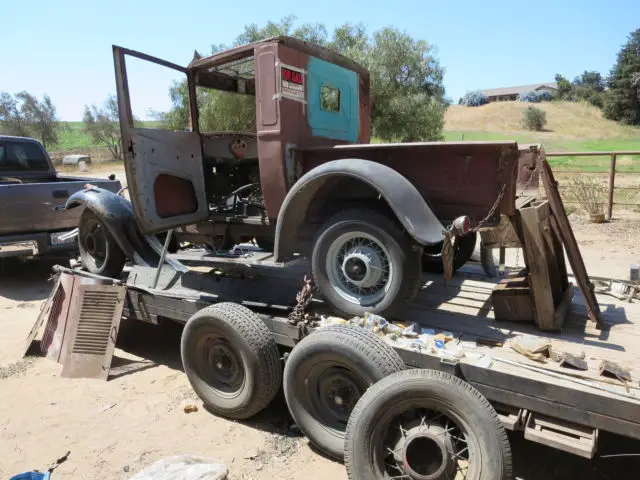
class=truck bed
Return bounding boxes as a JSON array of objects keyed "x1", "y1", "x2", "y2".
[{"x1": 0, "y1": 175, "x2": 120, "y2": 236}]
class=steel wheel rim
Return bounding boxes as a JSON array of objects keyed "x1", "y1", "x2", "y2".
[
  {"x1": 194, "y1": 333, "x2": 245, "y2": 397},
  {"x1": 325, "y1": 231, "x2": 393, "y2": 306},
  {"x1": 80, "y1": 216, "x2": 107, "y2": 267},
  {"x1": 370, "y1": 400, "x2": 476, "y2": 480},
  {"x1": 303, "y1": 361, "x2": 366, "y2": 431}
]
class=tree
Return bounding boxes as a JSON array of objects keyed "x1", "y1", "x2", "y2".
[
  {"x1": 82, "y1": 95, "x2": 123, "y2": 160},
  {"x1": 165, "y1": 16, "x2": 446, "y2": 141},
  {"x1": 554, "y1": 71, "x2": 605, "y2": 108},
  {"x1": 554, "y1": 74, "x2": 573, "y2": 100},
  {"x1": 15, "y1": 92, "x2": 60, "y2": 148},
  {"x1": 0, "y1": 92, "x2": 29, "y2": 136},
  {"x1": 0, "y1": 91, "x2": 61, "y2": 146},
  {"x1": 604, "y1": 28, "x2": 640, "y2": 125}
]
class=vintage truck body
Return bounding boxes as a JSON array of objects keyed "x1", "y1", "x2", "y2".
[
  {"x1": 0, "y1": 135, "x2": 121, "y2": 260},
  {"x1": 68, "y1": 37, "x2": 536, "y2": 317}
]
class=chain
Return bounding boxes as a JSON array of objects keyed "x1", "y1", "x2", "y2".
[
  {"x1": 517, "y1": 165, "x2": 540, "y2": 198},
  {"x1": 288, "y1": 275, "x2": 314, "y2": 325},
  {"x1": 470, "y1": 185, "x2": 506, "y2": 233}
]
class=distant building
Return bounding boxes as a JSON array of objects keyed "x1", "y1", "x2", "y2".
[{"x1": 480, "y1": 82, "x2": 558, "y2": 102}]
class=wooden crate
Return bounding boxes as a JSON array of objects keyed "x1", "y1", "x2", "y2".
[{"x1": 492, "y1": 276, "x2": 535, "y2": 323}]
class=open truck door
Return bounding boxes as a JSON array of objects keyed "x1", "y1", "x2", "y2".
[{"x1": 113, "y1": 46, "x2": 208, "y2": 234}]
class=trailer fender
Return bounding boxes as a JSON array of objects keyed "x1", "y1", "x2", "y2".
[
  {"x1": 65, "y1": 187, "x2": 163, "y2": 267},
  {"x1": 274, "y1": 158, "x2": 446, "y2": 261}
]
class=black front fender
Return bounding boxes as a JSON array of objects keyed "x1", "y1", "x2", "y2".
[
  {"x1": 274, "y1": 159, "x2": 446, "y2": 261},
  {"x1": 66, "y1": 187, "x2": 162, "y2": 267}
]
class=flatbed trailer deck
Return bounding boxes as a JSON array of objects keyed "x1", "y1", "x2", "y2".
[{"x1": 62, "y1": 252, "x2": 640, "y2": 461}]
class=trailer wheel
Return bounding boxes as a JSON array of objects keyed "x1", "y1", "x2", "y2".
[
  {"x1": 181, "y1": 302, "x2": 282, "y2": 420},
  {"x1": 283, "y1": 325, "x2": 405, "y2": 460},
  {"x1": 78, "y1": 208, "x2": 126, "y2": 277},
  {"x1": 422, "y1": 231, "x2": 477, "y2": 274},
  {"x1": 345, "y1": 369, "x2": 512, "y2": 480},
  {"x1": 311, "y1": 208, "x2": 422, "y2": 317}
]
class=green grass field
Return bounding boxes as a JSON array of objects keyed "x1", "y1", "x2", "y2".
[{"x1": 51, "y1": 121, "x2": 162, "y2": 151}]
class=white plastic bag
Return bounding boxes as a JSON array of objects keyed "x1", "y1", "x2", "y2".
[{"x1": 129, "y1": 455, "x2": 228, "y2": 480}]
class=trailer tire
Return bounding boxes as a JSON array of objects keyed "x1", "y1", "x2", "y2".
[
  {"x1": 311, "y1": 208, "x2": 422, "y2": 318},
  {"x1": 181, "y1": 302, "x2": 282, "y2": 420},
  {"x1": 345, "y1": 369, "x2": 513, "y2": 480},
  {"x1": 283, "y1": 324, "x2": 405, "y2": 460},
  {"x1": 422, "y1": 231, "x2": 477, "y2": 274},
  {"x1": 78, "y1": 208, "x2": 126, "y2": 277}
]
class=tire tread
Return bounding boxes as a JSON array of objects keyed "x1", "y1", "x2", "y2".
[{"x1": 182, "y1": 302, "x2": 281, "y2": 419}]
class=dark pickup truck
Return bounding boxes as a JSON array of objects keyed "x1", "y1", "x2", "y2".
[{"x1": 0, "y1": 135, "x2": 121, "y2": 260}]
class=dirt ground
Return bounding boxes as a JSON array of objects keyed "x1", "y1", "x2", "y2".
[{"x1": 2, "y1": 167, "x2": 640, "y2": 479}]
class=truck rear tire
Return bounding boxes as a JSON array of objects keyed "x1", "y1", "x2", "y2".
[
  {"x1": 422, "y1": 231, "x2": 477, "y2": 274},
  {"x1": 283, "y1": 325, "x2": 405, "y2": 459},
  {"x1": 311, "y1": 208, "x2": 422, "y2": 318},
  {"x1": 181, "y1": 302, "x2": 282, "y2": 420},
  {"x1": 345, "y1": 369, "x2": 513, "y2": 480},
  {"x1": 78, "y1": 208, "x2": 126, "y2": 278}
]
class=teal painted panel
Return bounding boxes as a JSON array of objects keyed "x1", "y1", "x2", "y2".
[{"x1": 307, "y1": 56, "x2": 359, "y2": 142}]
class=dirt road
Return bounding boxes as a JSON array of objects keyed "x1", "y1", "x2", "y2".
[{"x1": 1, "y1": 165, "x2": 638, "y2": 479}]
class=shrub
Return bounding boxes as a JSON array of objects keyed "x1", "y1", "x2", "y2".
[
  {"x1": 522, "y1": 106, "x2": 547, "y2": 131},
  {"x1": 461, "y1": 91, "x2": 488, "y2": 107},
  {"x1": 519, "y1": 91, "x2": 541, "y2": 103},
  {"x1": 519, "y1": 90, "x2": 553, "y2": 103},
  {"x1": 536, "y1": 90, "x2": 554, "y2": 102},
  {"x1": 568, "y1": 175, "x2": 605, "y2": 215}
]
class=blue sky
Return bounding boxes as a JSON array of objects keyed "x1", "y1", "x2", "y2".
[{"x1": 2, "y1": 0, "x2": 638, "y2": 120}]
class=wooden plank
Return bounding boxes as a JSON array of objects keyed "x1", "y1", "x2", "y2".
[
  {"x1": 540, "y1": 160, "x2": 604, "y2": 329},
  {"x1": 460, "y1": 362, "x2": 640, "y2": 427},
  {"x1": 520, "y1": 201, "x2": 558, "y2": 330},
  {"x1": 553, "y1": 285, "x2": 574, "y2": 330},
  {"x1": 473, "y1": 384, "x2": 640, "y2": 440}
]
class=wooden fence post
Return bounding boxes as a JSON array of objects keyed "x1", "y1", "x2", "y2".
[{"x1": 607, "y1": 153, "x2": 617, "y2": 220}]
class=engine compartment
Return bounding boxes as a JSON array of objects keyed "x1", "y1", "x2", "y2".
[{"x1": 201, "y1": 133, "x2": 265, "y2": 217}]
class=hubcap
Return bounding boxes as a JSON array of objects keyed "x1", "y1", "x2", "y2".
[{"x1": 325, "y1": 232, "x2": 392, "y2": 305}]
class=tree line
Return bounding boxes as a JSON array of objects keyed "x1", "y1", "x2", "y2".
[
  {"x1": 0, "y1": 92, "x2": 61, "y2": 148},
  {"x1": 159, "y1": 16, "x2": 448, "y2": 142}
]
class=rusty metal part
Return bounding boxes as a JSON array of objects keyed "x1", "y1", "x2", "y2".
[
  {"x1": 470, "y1": 184, "x2": 507, "y2": 232},
  {"x1": 288, "y1": 275, "x2": 314, "y2": 325}
]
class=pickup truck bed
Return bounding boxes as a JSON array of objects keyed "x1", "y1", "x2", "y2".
[{"x1": 0, "y1": 135, "x2": 121, "y2": 258}]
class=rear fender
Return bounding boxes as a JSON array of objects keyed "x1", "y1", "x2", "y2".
[
  {"x1": 274, "y1": 159, "x2": 446, "y2": 261},
  {"x1": 66, "y1": 187, "x2": 184, "y2": 270}
]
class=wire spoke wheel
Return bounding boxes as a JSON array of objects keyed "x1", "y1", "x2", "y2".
[
  {"x1": 378, "y1": 407, "x2": 473, "y2": 480},
  {"x1": 326, "y1": 231, "x2": 393, "y2": 305},
  {"x1": 345, "y1": 370, "x2": 512, "y2": 480}
]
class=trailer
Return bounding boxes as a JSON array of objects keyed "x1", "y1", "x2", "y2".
[{"x1": 35, "y1": 228, "x2": 640, "y2": 480}]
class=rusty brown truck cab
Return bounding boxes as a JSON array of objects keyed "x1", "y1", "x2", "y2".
[{"x1": 67, "y1": 36, "x2": 529, "y2": 318}]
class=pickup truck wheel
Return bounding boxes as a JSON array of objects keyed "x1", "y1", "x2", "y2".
[
  {"x1": 78, "y1": 209, "x2": 126, "y2": 277},
  {"x1": 345, "y1": 369, "x2": 513, "y2": 480},
  {"x1": 422, "y1": 231, "x2": 477, "y2": 274},
  {"x1": 311, "y1": 208, "x2": 422, "y2": 318}
]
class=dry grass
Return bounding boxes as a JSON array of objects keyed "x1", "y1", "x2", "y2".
[{"x1": 445, "y1": 101, "x2": 640, "y2": 139}]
